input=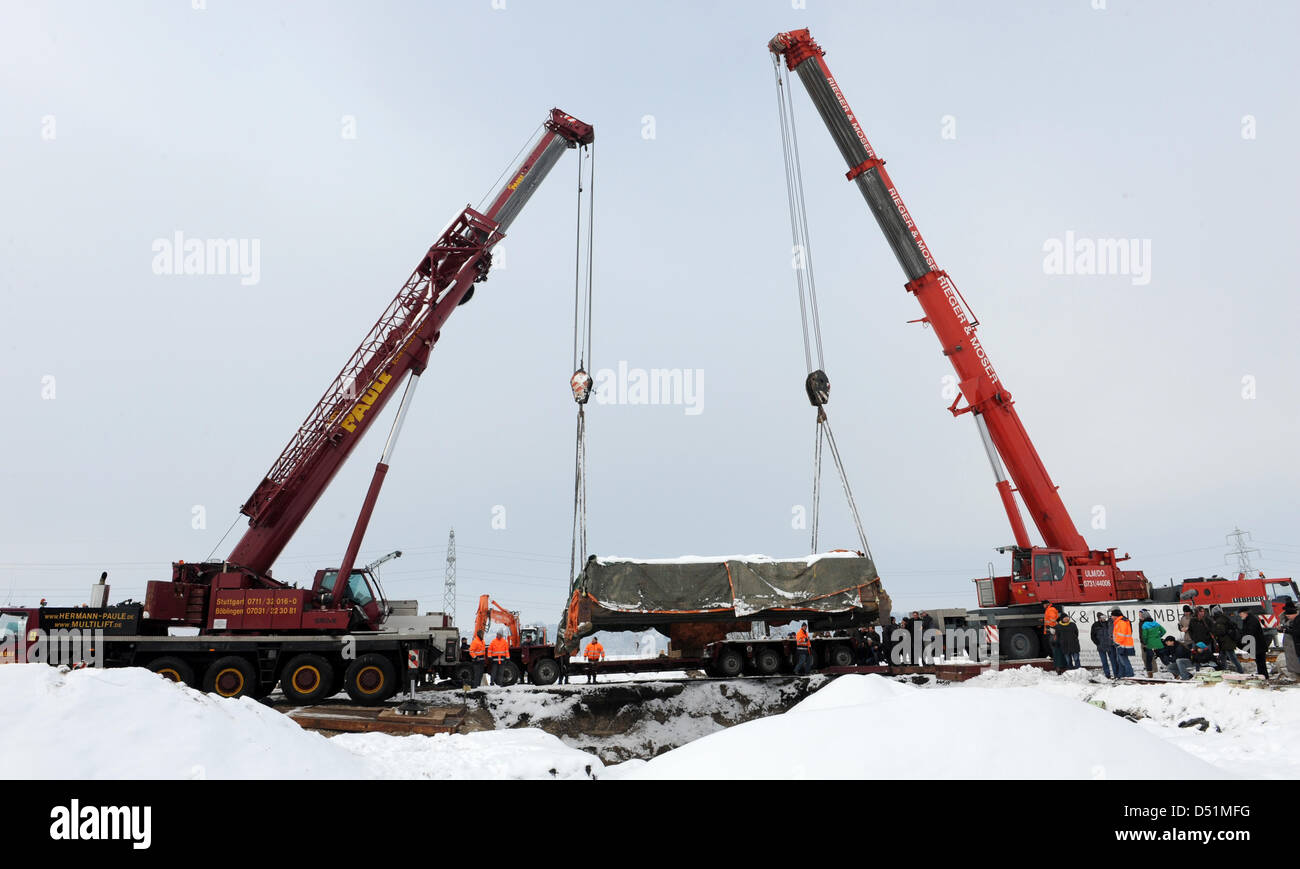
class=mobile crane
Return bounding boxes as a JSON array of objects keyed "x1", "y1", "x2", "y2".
[
  {"x1": 3, "y1": 109, "x2": 594, "y2": 700},
  {"x1": 769, "y1": 30, "x2": 1166, "y2": 657}
]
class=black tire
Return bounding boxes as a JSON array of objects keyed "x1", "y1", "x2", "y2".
[
  {"x1": 753, "y1": 647, "x2": 781, "y2": 675},
  {"x1": 828, "y1": 644, "x2": 854, "y2": 668},
  {"x1": 344, "y1": 654, "x2": 398, "y2": 706},
  {"x1": 1001, "y1": 627, "x2": 1040, "y2": 660},
  {"x1": 495, "y1": 660, "x2": 522, "y2": 687},
  {"x1": 451, "y1": 662, "x2": 474, "y2": 687},
  {"x1": 203, "y1": 656, "x2": 256, "y2": 699},
  {"x1": 148, "y1": 656, "x2": 196, "y2": 687},
  {"x1": 716, "y1": 648, "x2": 743, "y2": 678},
  {"x1": 530, "y1": 657, "x2": 560, "y2": 686},
  {"x1": 280, "y1": 654, "x2": 336, "y2": 705}
]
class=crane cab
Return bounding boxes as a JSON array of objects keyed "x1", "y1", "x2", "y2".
[{"x1": 312, "y1": 568, "x2": 385, "y2": 631}]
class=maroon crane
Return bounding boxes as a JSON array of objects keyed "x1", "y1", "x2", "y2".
[{"x1": 157, "y1": 109, "x2": 594, "y2": 635}]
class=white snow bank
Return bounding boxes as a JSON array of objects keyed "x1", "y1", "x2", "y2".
[
  {"x1": 333, "y1": 729, "x2": 602, "y2": 780},
  {"x1": 610, "y1": 674, "x2": 1226, "y2": 780},
  {"x1": 966, "y1": 665, "x2": 1300, "y2": 779},
  {"x1": 0, "y1": 665, "x2": 601, "y2": 780}
]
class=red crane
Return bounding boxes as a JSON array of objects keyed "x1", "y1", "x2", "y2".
[
  {"x1": 768, "y1": 30, "x2": 1147, "y2": 608},
  {"x1": 168, "y1": 109, "x2": 593, "y2": 631}
]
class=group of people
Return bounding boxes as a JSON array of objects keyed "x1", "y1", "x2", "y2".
[
  {"x1": 1049, "y1": 598, "x2": 1300, "y2": 681},
  {"x1": 459, "y1": 630, "x2": 607, "y2": 690}
]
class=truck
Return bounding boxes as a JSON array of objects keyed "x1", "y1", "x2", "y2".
[
  {"x1": 768, "y1": 28, "x2": 1293, "y2": 659},
  {"x1": 2, "y1": 108, "x2": 595, "y2": 703}
]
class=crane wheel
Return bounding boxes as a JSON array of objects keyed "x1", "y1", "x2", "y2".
[
  {"x1": 828, "y1": 644, "x2": 854, "y2": 668},
  {"x1": 343, "y1": 653, "x2": 397, "y2": 706},
  {"x1": 999, "y1": 627, "x2": 1040, "y2": 660},
  {"x1": 716, "y1": 648, "x2": 743, "y2": 678},
  {"x1": 754, "y1": 647, "x2": 781, "y2": 675},
  {"x1": 530, "y1": 657, "x2": 560, "y2": 686},
  {"x1": 450, "y1": 663, "x2": 474, "y2": 687},
  {"x1": 280, "y1": 654, "x2": 336, "y2": 704},
  {"x1": 148, "y1": 656, "x2": 196, "y2": 687},
  {"x1": 203, "y1": 656, "x2": 256, "y2": 699}
]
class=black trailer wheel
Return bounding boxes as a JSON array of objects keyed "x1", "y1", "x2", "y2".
[
  {"x1": 148, "y1": 656, "x2": 196, "y2": 687},
  {"x1": 1000, "y1": 627, "x2": 1040, "y2": 660},
  {"x1": 203, "y1": 656, "x2": 256, "y2": 699},
  {"x1": 530, "y1": 657, "x2": 560, "y2": 686},
  {"x1": 754, "y1": 647, "x2": 781, "y2": 675},
  {"x1": 280, "y1": 654, "x2": 336, "y2": 704},
  {"x1": 344, "y1": 654, "x2": 398, "y2": 706},
  {"x1": 450, "y1": 662, "x2": 474, "y2": 687},
  {"x1": 828, "y1": 644, "x2": 854, "y2": 668},
  {"x1": 495, "y1": 660, "x2": 522, "y2": 687},
  {"x1": 716, "y1": 648, "x2": 743, "y2": 678}
]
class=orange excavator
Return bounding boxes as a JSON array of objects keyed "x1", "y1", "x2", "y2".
[{"x1": 468, "y1": 595, "x2": 554, "y2": 684}]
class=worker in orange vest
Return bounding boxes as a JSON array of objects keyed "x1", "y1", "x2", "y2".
[
  {"x1": 464, "y1": 630, "x2": 486, "y2": 691},
  {"x1": 1110, "y1": 608, "x2": 1136, "y2": 678},
  {"x1": 793, "y1": 623, "x2": 813, "y2": 676},
  {"x1": 583, "y1": 637, "x2": 605, "y2": 684},
  {"x1": 487, "y1": 630, "x2": 511, "y2": 686},
  {"x1": 1042, "y1": 600, "x2": 1059, "y2": 641}
]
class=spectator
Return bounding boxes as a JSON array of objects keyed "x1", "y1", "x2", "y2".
[
  {"x1": 1161, "y1": 635, "x2": 1194, "y2": 680},
  {"x1": 1177, "y1": 604, "x2": 1193, "y2": 642},
  {"x1": 1056, "y1": 614, "x2": 1081, "y2": 670},
  {"x1": 1209, "y1": 605, "x2": 1244, "y2": 674},
  {"x1": 1190, "y1": 640, "x2": 1218, "y2": 672},
  {"x1": 1138, "y1": 609, "x2": 1166, "y2": 678},
  {"x1": 1239, "y1": 610, "x2": 1269, "y2": 679},
  {"x1": 1111, "y1": 608, "x2": 1136, "y2": 678},
  {"x1": 881, "y1": 616, "x2": 899, "y2": 665},
  {"x1": 1187, "y1": 606, "x2": 1214, "y2": 649},
  {"x1": 1283, "y1": 603, "x2": 1300, "y2": 680},
  {"x1": 902, "y1": 612, "x2": 919, "y2": 665},
  {"x1": 1091, "y1": 611, "x2": 1116, "y2": 679}
]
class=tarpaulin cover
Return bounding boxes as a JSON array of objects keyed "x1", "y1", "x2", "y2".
[{"x1": 558, "y1": 552, "x2": 887, "y2": 651}]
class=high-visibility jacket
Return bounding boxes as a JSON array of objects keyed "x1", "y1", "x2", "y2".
[
  {"x1": 487, "y1": 637, "x2": 510, "y2": 662},
  {"x1": 1043, "y1": 605, "x2": 1060, "y2": 632},
  {"x1": 584, "y1": 642, "x2": 605, "y2": 661},
  {"x1": 1112, "y1": 617, "x2": 1134, "y2": 649},
  {"x1": 795, "y1": 628, "x2": 811, "y2": 650},
  {"x1": 468, "y1": 636, "x2": 486, "y2": 660}
]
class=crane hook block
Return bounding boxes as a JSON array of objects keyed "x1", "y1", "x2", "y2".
[
  {"x1": 571, "y1": 369, "x2": 594, "y2": 404},
  {"x1": 805, "y1": 369, "x2": 830, "y2": 407}
]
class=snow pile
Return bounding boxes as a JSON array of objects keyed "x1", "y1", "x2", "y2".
[
  {"x1": 609, "y1": 674, "x2": 1226, "y2": 780},
  {"x1": 966, "y1": 666, "x2": 1300, "y2": 778},
  {"x1": 0, "y1": 665, "x2": 601, "y2": 780},
  {"x1": 333, "y1": 730, "x2": 601, "y2": 780}
]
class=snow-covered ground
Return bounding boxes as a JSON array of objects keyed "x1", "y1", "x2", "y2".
[{"x1": 2, "y1": 664, "x2": 1295, "y2": 779}]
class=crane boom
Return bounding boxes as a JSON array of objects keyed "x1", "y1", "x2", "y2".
[
  {"x1": 227, "y1": 110, "x2": 593, "y2": 578},
  {"x1": 770, "y1": 30, "x2": 1146, "y2": 605}
]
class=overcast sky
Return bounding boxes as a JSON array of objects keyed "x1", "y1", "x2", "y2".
[{"x1": 2, "y1": 0, "x2": 1297, "y2": 631}]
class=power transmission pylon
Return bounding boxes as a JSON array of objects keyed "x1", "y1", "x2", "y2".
[
  {"x1": 443, "y1": 528, "x2": 457, "y2": 618},
  {"x1": 1225, "y1": 526, "x2": 1261, "y2": 578}
]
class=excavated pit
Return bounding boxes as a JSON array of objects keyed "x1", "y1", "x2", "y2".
[{"x1": 457, "y1": 676, "x2": 829, "y2": 763}]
